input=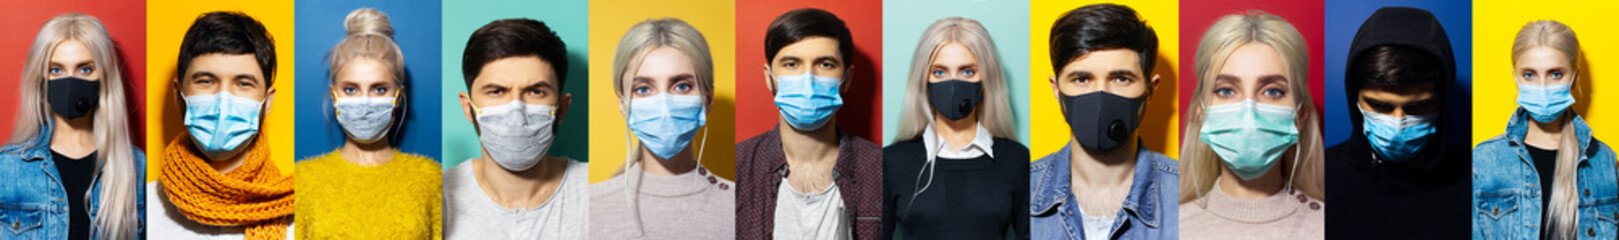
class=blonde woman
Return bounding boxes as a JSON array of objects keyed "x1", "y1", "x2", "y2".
[
  {"x1": 1177, "y1": 11, "x2": 1324, "y2": 239},
  {"x1": 295, "y1": 8, "x2": 441, "y2": 239},
  {"x1": 1472, "y1": 20, "x2": 1617, "y2": 239},
  {"x1": 0, "y1": 13, "x2": 143, "y2": 240},
  {"x1": 587, "y1": 18, "x2": 734, "y2": 239},
  {"x1": 881, "y1": 17, "x2": 1028, "y2": 239}
]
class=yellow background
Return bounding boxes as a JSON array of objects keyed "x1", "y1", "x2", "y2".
[
  {"x1": 587, "y1": 0, "x2": 737, "y2": 183},
  {"x1": 1473, "y1": 0, "x2": 1619, "y2": 147},
  {"x1": 145, "y1": 0, "x2": 297, "y2": 181},
  {"x1": 1029, "y1": 0, "x2": 1180, "y2": 160}
]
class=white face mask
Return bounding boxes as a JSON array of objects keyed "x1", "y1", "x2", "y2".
[
  {"x1": 475, "y1": 99, "x2": 556, "y2": 171},
  {"x1": 334, "y1": 96, "x2": 397, "y2": 144}
]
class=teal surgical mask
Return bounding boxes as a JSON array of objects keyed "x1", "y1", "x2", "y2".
[{"x1": 1198, "y1": 99, "x2": 1299, "y2": 180}]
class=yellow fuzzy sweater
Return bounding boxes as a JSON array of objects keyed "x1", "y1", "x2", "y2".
[{"x1": 295, "y1": 150, "x2": 441, "y2": 239}]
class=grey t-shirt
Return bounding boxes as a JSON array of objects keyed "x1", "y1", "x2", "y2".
[{"x1": 443, "y1": 158, "x2": 588, "y2": 240}]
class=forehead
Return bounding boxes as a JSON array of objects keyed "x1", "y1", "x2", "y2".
[
  {"x1": 775, "y1": 36, "x2": 840, "y2": 59},
  {"x1": 334, "y1": 58, "x2": 395, "y2": 85},
  {"x1": 187, "y1": 53, "x2": 263, "y2": 77},
  {"x1": 1060, "y1": 48, "x2": 1141, "y2": 73},
  {"x1": 634, "y1": 46, "x2": 694, "y2": 78},
  {"x1": 50, "y1": 40, "x2": 93, "y2": 63},
  {"x1": 931, "y1": 43, "x2": 977, "y2": 65},
  {"x1": 474, "y1": 56, "x2": 554, "y2": 87},
  {"x1": 1218, "y1": 43, "x2": 1286, "y2": 77},
  {"x1": 1515, "y1": 47, "x2": 1571, "y2": 69}
]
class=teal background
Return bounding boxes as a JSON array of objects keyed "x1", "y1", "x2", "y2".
[
  {"x1": 440, "y1": 0, "x2": 591, "y2": 168},
  {"x1": 880, "y1": 0, "x2": 1032, "y2": 145}
]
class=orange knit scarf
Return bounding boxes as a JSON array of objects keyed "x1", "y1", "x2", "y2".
[{"x1": 161, "y1": 135, "x2": 294, "y2": 240}]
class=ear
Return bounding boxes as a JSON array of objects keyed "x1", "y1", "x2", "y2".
[
  {"x1": 261, "y1": 87, "x2": 277, "y2": 117},
  {"x1": 841, "y1": 65, "x2": 855, "y2": 94},
  {"x1": 459, "y1": 91, "x2": 476, "y2": 125},
  {"x1": 555, "y1": 93, "x2": 572, "y2": 132},
  {"x1": 762, "y1": 63, "x2": 776, "y2": 93},
  {"x1": 1147, "y1": 73, "x2": 1161, "y2": 99},
  {"x1": 1049, "y1": 75, "x2": 1060, "y2": 100}
]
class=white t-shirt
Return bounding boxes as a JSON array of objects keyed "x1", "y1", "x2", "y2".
[
  {"x1": 1078, "y1": 206, "x2": 1116, "y2": 240},
  {"x1": 443, "y1": 158, "x2": 588, "y2": 240},
  {"x1": 146, "y1": 181, "x2": 294, "y2": 239},
  {"x1": 773, "y1": 177, "x2": 852, "y2": 240}
]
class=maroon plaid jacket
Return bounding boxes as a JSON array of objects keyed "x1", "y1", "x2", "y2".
[{"x1": 735, "y1": 126, "x2": 884, "y2": 239}]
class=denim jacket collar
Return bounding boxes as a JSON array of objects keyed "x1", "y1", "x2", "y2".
[
  {"x1": 1031, "y1": 141, "x2": 1163, "y2": 228},
  {"x1": 1504, "y1": 108, "x2": 1596, "y2": 163},
  {"x1": 6, "y1": 117, "x2": 55, "y2": 162}
]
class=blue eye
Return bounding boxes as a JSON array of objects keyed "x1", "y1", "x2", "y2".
[
  {"x1": 78, "y1": 67, "x2": 91, "y2": 74},
  {"x1": 1551, "y1": 72, "x2": 1564, "y2": 79},
  {"x1": 1214, "y1": 88, "x2": 1234, "y2": 96},
  {"x1": 932, "y1": 70, "x2": 945, "y2": 76},
  {"x1": 343, "y1": 87, "x2": 356, "y2": 93},
  {"x1": 963, "y1": 69, "x2": 976, "y2": 76},
  {"x1": 1522, "y1": 73, "x2": 1534, "y2": 79},
  {"x1": 675, "y1": 83, "x2": 693, "y2": 92},
  {"x1": 49, "y1": 68, "x2": 62, "y2": 74},
  {"x1": 1264, "y1": 88, "x2": 1285, "y2": 97},
  {"x1": 373, "y1": 87, "x2": 387, "y2": 94},
  {"x1": 633, "y1": 86, "x2": 650, "y2": 94}
]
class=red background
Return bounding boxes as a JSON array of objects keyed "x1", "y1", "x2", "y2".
[
  {"x1": 734, "y1": 0, "x2": 883, "y2": 143},
  {"x1": 1177, "y1": 0, "x2": 1324, "y2": 130},
  {"x1": 0, "y1": 0, "x2": 146, "y2": 148}
]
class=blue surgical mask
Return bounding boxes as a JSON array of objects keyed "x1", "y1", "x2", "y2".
[
  {"x1": 1359, "y1": 103, "x2": 1437, "y2": 162},
  {"x1": 1516, "y1": 81, "x2": 1574, "y2": 123},
  {"x1": 1199, "y1": 99, "x2": 1299, "y2": 180},
  {"x1": 184, "y1": 91, "x2": 265, "y2": 160},
  {"x1": 334, "y1": 96, "x2": 396, "y2": 144},
  {"x1": 628, "y1": 93, "x2": 706, "y2": 159},
  {"x1": 772, "y1": 70, "x2": 843, "y2": 130}
]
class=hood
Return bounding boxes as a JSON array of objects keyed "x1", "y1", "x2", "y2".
[{"x1": 1343, "y1": 7, "x2": 1456, "y2": 154}]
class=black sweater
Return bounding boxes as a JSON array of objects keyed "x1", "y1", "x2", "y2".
[
  {"x1": 1325, "y1": 133, "x2": 1471, "y2": 239},
  {"x1": 881, "y1": 138, "x2": 1029, "y2": 239}
]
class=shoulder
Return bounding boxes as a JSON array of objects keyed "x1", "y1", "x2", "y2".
[
  {"x1": 394, "y1": 152, "x2": 442, "y2": 171},
  {"x1": 736, "y1": 131, "x2": 773, "y2": 155},
  {"x1": 991, "y1": 138, "x2": 1031, "y2": 159},
  {"x1": 882, "y1": 138, "x2": 925, "y2": 156},
  {"x1": 1472, "y1": 134, "x2": 1517, "y2": 164},
  {"x1": 295, "y1": 151, "x2": 344, "y2": 168},
  {"x1": 590, "y1": 174, "x2": 628, "y2": 200},
  {"x1": 442, "y1": 160, "x2": 475, "y2": 189},
  {"x1": 1144, "y1": 150, "x2": 1178, "y2": 175}
]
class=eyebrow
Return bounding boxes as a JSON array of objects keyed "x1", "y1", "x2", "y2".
[
  {"x1": 1214, "y1": 74, "x2": 1239, "y2": 84},
  {"x1": 1063, "y1": 70, "x2": 1093, "y2": 80},
  {"x1": 1107, "y1": 70, "x2": 1140, "y2": 79},
  {"x1": 1258, "y1": 74, "x2": 1288, "y2": 86},
  {"x1": 814, "y1": 56, "x2": 842, "y2": 65}
]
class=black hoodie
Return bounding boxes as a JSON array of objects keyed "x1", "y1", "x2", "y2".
[{"x1": 1324, "y1": 7, "x2": 1471, "y2": 239}]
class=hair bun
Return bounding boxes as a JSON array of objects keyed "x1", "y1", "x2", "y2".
[{"x1": 344, "y1": 8, "x2": 392, "y2": 37}]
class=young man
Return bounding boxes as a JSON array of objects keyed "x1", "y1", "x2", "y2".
[
  {"x1": 442, "y1": 19, "x2": 586, "y2": 240},
  {"x1": 734, "y1": 8, "x2": 882, "y2": 240},
  {"x1": 1029, "y1": 4, "x2": 1177, "y2": 240},
  {"x1": 1324, "y1": 7, "x2": 1468, "y2": 239},
  {"x1": 147, "y1": 11, "x2": 295, "y2": 239}
]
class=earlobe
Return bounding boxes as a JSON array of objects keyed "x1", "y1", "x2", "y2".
[{"x1": 459, "y1": 92, "x2": 475, "y2": 125}]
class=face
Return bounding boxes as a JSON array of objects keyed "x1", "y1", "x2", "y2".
[
  {"x1": 1358, "y1": 83, "x2": 1437, "y2": 118},
  {"x1": 766, "y1": 36, "x2": 847, "y2": 92},
  {"x1": 626, "y1": 47, "x2": 703, "y2": 101},
  {"x1": 469, "y1": 56, "x2": 560, "y2": 107},
  {"x1": 927, "y1": 43, "x2": 979, "y2": 83},
  {"x1": 1051, "y1": 49, "x2": 1152, "y2": 98},
  {"x1": 47, "y1": 40, "x2": 100, "y2": 81},
  {"x1": 1209, "y1": 43, "x2": 1293, "y2": 107},
  {"x1": 1515, "y1": 47, "x2": 1576, "y2": 86},
  {"x1": 180, "y1": 53, "x2": 269, "y2": 101},
  {"x1": 332, "y1": 58, "x2": 398, "y2": 99}
]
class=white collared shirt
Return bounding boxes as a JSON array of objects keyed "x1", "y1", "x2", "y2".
[{"x1": 922, "y1": 122, "x2": 995, "y2": 163}]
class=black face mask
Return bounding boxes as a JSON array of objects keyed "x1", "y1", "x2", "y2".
[
  {"x1": 1061, "y1": 91, "x2": 1141, "y2": 151},
  {"x1": 927, "y1": 80, "x2": 983, "y2": 121},
  {"x1": 47, "y1": 77, "x2": 100, "y2": 119}
]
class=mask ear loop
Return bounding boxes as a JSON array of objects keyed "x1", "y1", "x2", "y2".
[
  {"x1": 908, "y1": 119, "x2": 946, "y2": 216},
  {"x1": 1284, "y1": 102, "x2": 1304, "y2": 196},
  {"x1": 620, "y1": 97, "x2": 645, "y2": 238}
]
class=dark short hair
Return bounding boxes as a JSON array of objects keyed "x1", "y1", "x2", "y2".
[
  {"x1": 1350, "y1": 45, "x2": 1444, "y2": 95},
  {"x1": 1049, "y1": 4, "x2": 1157, "y2": 74},
  {"x1": 764, "y1": 8, "x2": 854, "y2": 66},
  {"x1": 177, "y1": 11, "x2": 277, "y2": 86},
  {"x1": 463, "y1": 18, "x2": 569, "y2": 91}
]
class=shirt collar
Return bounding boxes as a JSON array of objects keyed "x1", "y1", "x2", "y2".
[
  {"x1": 1031, "y1": 141, "x2": 1164, "y2": 228},
  {"x1": 923, "y1": 122, "x2": 995, "y2": 162}
]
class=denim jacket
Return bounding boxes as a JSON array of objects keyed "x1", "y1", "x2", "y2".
[
  {"x1": 0, "y1": 119, "x2": 146, "y2": 239},
  {"x1": 1474, "y1": 109, "x2": 1617, "y2": 239},
  {"x1": 1030, "y1": 142, "x2": 1178, "y2": 239}
]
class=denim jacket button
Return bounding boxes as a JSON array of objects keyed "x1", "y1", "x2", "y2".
[
  {"x1": 11, "y1": 221, "x2": 17, "y2": 229},
  {"x1": 1585, "y1": 189, "x2": 1591, "y2": 196},
  {"x1": 1588, "y1": 228, "x2": 1595, "y2": 236},
  {"x1": 1493, "y1": 208, "x2": 1499, "y2": 215}
]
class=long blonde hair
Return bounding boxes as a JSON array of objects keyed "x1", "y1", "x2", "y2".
[
  {"x1": 1512, "y1": 19, "x2": 1580, "y2": 240},
  {"x1": 894, "y1": 17, "x2": 1016, "y2": 142},
  {"x1": 8, "y1": 13, "x2": 139, "y2": 238},
  {"x1": 1179, "y1": 11, "x2": 1324, "y2": 203}
]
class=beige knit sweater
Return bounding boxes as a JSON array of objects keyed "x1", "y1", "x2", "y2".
[{"x1": 1180, "y1": 180, "x2": 1325, "y2": 240}]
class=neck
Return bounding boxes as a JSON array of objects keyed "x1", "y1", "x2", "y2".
[
  {"x1": 932, "y1": 113, "x2": 979, "y2": 150},
  {"x1": 1525, "y1": 113, "x2": 1567, "y2": 149},
  {"x1": 779, "y1": 120, "x2": 839, "y2": 165},
  {"x1": 639, "y1": 147, "x2": 697, "y2": 175},
  {"x1": 1217, "y1": 154, "x2": 1288, "y2": 200},
  {"x1": 1069, "y1": 139, "x2": 1138, "y2": 188},
  {"x1": 49, "y1": 115, "x2": 97, "y2": 158},
  {"x1": 475, "y1": 155, "x2": 567, "y2": 209},
  {"x1": 341, "y1": 138, "x2": 395, "y2": 166}
]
